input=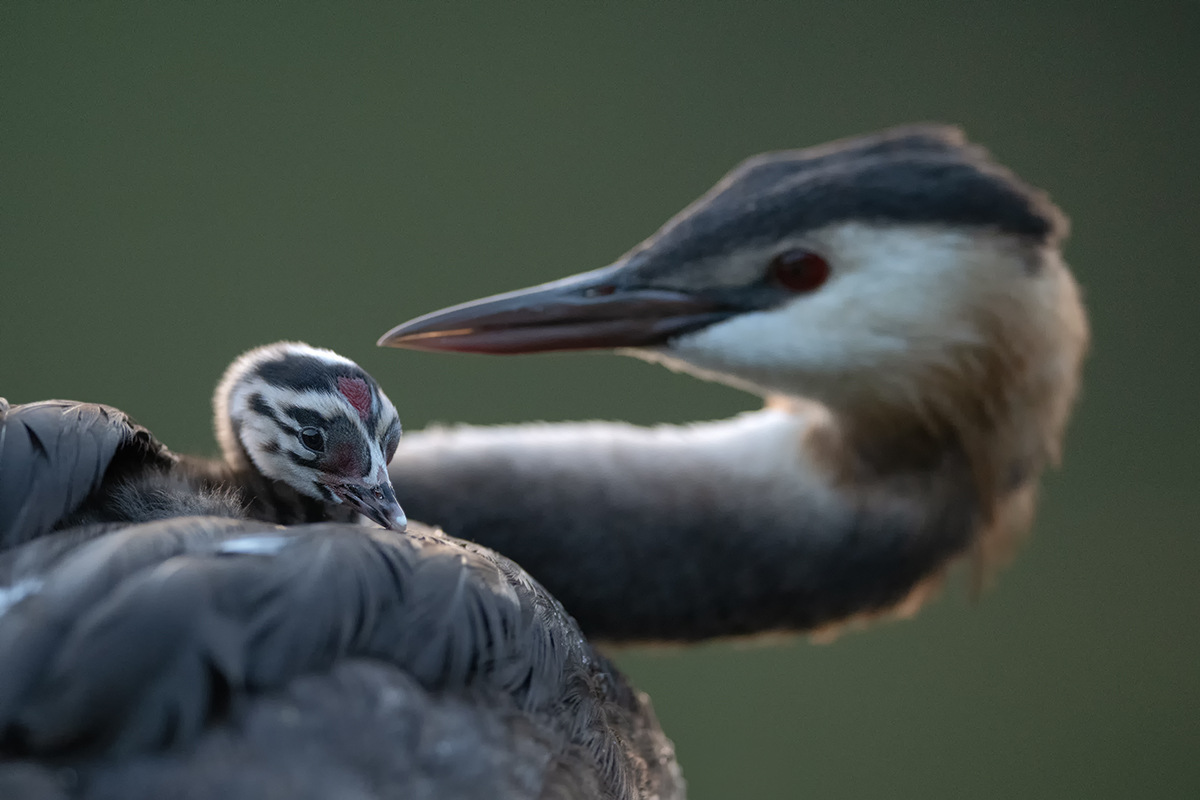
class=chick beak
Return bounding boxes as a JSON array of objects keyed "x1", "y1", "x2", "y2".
[{"x1": 342, "y1": 481, "x2": 407, "y2": 531}]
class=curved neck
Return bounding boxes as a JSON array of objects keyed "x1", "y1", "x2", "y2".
[{"x1": 388, "y1": 399, "x2": 1025, "y2": 642}]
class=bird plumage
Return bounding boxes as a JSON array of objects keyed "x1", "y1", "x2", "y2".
[
  {"x1": 0, "y1": 516, "x2": 681, "y2": 799},
  {"x1": 0, "y1": 398, "x2": 180, "y2": 549},
  {"x1": 0, "y1": 342, "x2": 682, "y2": 799}
]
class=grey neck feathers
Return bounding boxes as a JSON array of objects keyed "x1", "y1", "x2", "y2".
[{"x1": 388, "y1": 408, "x2": 976, "y2": 642}]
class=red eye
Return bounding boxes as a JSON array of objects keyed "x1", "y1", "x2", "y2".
[{"x1": 769, "y1": 249, "x2": 830, "y2": 293}]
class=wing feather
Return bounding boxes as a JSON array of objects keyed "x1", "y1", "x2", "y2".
[
  {"x1": 0, "y1": 517, "x2": 681, "y2": 798},
  {"x1": 0, "y1": 520, "x2": 583, "y2": 753},
  {"x1": 0, "y1": 400, "x2": 176, "y2": 549}
]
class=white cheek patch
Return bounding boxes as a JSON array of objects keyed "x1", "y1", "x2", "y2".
[{"x1": 641, "y1": 223, "x2": 1012, "y2": 400}]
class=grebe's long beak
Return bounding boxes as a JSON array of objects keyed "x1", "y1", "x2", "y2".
[{"x1": 378, "y1": 263, "x2": 736, "y2": 354}]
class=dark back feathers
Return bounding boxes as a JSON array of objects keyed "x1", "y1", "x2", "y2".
[
  {"x1": 0, "y1": 399, "x2": 176, "y2": 550},
  {"x1": 0, "y1": 517, "x2": 681, "y2": 800}
]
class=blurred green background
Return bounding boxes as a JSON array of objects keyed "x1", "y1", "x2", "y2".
[{"x1": 2, "y1": 2, "x2": 1196, "y2": 797}]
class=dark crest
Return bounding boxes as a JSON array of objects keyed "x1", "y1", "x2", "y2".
[{"x1": 635, "y1": 125, "x2": 1068, "y2": 269}]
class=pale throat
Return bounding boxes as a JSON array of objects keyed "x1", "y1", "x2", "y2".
[{"x1": 629, "y1": 329, "x2": 1053, "y2": 519}]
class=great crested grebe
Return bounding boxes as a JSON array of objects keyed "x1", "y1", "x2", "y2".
[{"x1": 381, "y1": 125, "x2": 1089, "y2": 641}]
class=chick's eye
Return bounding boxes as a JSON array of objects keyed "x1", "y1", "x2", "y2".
[
  {"x1": 769, "y1": 249, "x2": 830, "y2": 293},
  {"x1": 299, "y1": 427, "x2": 325, "y2": 452}
]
